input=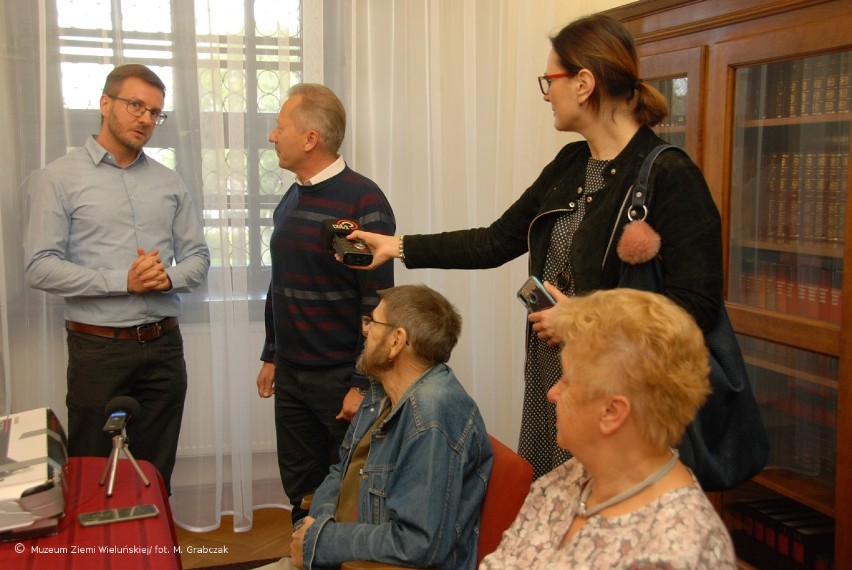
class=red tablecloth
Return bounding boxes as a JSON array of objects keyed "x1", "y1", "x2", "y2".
[{"x1": 0, "y1": 456, "x2": 181, "y2": 569}]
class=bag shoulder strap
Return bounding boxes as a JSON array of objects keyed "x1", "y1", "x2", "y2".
[
  {"x1": 602, "y1": 143, "x2": 681, "y2": 269},
  {"x1": 628, "y1": 143, "x2": 676, "y2": 222}
]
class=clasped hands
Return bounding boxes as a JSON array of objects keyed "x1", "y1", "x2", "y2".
[{"x1": 127, "y1": 247, "x2": 172, "y2": 293}]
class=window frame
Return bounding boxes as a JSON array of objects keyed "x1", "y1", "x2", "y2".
[{"x1": 49, "y1": 0, "x2": 313, "y2": 318}]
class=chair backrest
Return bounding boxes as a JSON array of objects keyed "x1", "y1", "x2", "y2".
[
  {"x1": 341, "y1": 435, "x2": 534, "y2": 570},
  {"x1": 477, "y1": 435, "x2": 534, "y2": 564}
]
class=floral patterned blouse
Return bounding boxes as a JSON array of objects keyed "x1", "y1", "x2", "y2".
[{"x1": 480, "y1": 458, "x2": 736, "y2": 569}]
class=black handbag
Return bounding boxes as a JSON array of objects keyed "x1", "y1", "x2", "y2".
[{"x1": 615, "y1": 143, "x2": 770, "y2": 491}]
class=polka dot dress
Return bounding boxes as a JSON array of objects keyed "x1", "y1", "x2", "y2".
[{"x1": 518, "y1": 157, "x2": 610, "y2": 479}]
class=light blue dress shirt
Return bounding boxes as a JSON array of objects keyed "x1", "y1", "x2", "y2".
[{"x1": 25, "y1": 136, "x2": 210, "y2": 327}]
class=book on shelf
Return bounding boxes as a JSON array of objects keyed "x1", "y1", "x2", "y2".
[
  {"x1": 830, "y1": 270, "x2": 842, "y2": 322},
  {"x1": 824, "y1": 54, "x2": 840, "y2": 114},
  {"x1": 757, "y1": 148, "x2": 848, "y2": 248},
  {"x1": 774, "y1": 263, "x2": 788, "y2": 313},
  {"x1": 839, "y1": 54, "x2": 850, "y2": 114},
  {"x1": 786, "y1": 274, "x2": 799, "y2": 315},
  {"x1": 805, "y1": 272, "x2": 819, "y2": 319},
  {"x1": 811, "y1": 56, "x2": 827, "y2": 116},
  {"x1": 738, "y1": 258, "x2": 841, "y2": 323},
  {"x1": 729, "y1": 498, "x2": 834, "y2": 568},
  {"x1": 800, "y1": 57, "x2": 814, "y2": 116},
  {"x1": 753, "y1": 52, "x2": 851, "y2": 119},
  {"x1": 787, "y1": 59, "x2": 802, "y2": 118}
]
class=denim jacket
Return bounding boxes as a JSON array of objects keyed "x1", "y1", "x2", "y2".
[{"x1": 302, "y1": 363, "x2": 493, "y2": 569}]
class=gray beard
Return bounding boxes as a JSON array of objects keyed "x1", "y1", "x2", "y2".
[{"x1": 356, "y1": 342, "x2": 393, "y2": 379}]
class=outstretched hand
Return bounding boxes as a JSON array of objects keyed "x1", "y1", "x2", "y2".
[
  {"x1": 528, "y1": 281, "x2": 568, "y2": 346},
  {"x1": 335, "y1": 231, "x2": 399, "y2": 270}
]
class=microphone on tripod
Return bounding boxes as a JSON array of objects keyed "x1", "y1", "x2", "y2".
[
  {"x1": 99, "y1": 396, "x2": 150, "y2": 496},
  {"x1": 102, "y1": 396, "x2": 141, "y2": 434}
]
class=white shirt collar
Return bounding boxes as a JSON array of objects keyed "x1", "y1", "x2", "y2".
[{"x1": 298, "y1": 156, "x2": 345, "y2": 186}]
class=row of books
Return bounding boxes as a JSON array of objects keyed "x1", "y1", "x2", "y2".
[
  {"x1": 766, "y1": 422, "x2": 836, "y2": 485},
  {"x1": 728, "y1": 498, "x2": 834, "y2": 569},
  {"x1": 757, "y1": 380, "x2": 837, "y2": 430},
  {"x1": 755, "y1": 380, "x2": 836, "y2": 479},
  {"x1": 745, "y1": 51, "x2": 851, "y2": 119},
  {"x1": 740, "y1": 336, "x2": 839, "y2": 381},
  {"x1": 757, "y1": 151, "x2": 848, "y2": 245},
  {"x1": 737, "y1": 262, "x2": 841, "y2": 322},
  {"x1": 744, "y1": 347, "x2": 837, "y2": 483},
  {"x1": 761, "y1": 396, "x2": 836, "y2": 483}
]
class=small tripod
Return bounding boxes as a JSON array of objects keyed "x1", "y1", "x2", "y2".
[{"x1": 99, "y1": 427, "x2": 151, "y2": 497}]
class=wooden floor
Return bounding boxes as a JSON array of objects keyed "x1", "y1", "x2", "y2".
[{"x1": 176, "y1": 508, "x2": 293, "y2": 569}]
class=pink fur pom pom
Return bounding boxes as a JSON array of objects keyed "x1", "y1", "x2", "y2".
[{"x1": 617, "y1": 220, "x2": 661, "y2": 265}]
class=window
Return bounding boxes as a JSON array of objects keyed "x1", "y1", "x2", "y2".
[{"x1": 54, "y1": 0, "x2": 304, "y2": 308}]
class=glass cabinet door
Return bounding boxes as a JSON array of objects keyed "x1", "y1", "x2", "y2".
[
  {"x1": 727, "y1": 50, "x2": 851, "y2": 519},
  {"x1": 640, "y1": 46, "x2": 703, "y2": 164},
  {"x1": 647, "y1": 75, "x2": 688, "y2": 149},
  {"x1": 728, "y1": 52, "x2": 850, "y2": 320},
  {"x1": 738, "y1": 336, "x2": 838, "y2": 514}
]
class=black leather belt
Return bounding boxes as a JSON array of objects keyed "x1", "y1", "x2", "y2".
[{"x1": 66, "y1": 317, "x2": 178, "y2": 343}]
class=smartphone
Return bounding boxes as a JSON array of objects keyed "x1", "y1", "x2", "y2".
[
  {"x1": 517, "y1": 276, "x2": 556, "y2": 313},
  {"x1": 78, "y1": 504, "x2": 160, "y2": 527}
]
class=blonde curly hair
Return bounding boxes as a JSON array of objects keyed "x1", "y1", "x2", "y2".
[{"x1": 554, "y1": 288, "x2": 710, "y2": 449}]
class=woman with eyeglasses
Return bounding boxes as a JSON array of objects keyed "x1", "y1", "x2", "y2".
[{"x1": 341, "y1": 14, "x2": 722, "y2": 481}]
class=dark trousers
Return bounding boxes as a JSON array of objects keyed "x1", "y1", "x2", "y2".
[
  {"x1": 274, "y1": 359, "x2": 352, "y2": 525},
  {"x1": 65, "y1": 326, "x2": 188, "y2": 493}
]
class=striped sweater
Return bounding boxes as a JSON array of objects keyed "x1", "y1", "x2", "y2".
[{"x1": 261, "y1": 166, "x2": 395, "y2": 386}]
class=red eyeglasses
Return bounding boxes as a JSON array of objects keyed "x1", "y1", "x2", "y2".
[{"x1": 537, "y1": 72, "x2": 572, "y2": 95}]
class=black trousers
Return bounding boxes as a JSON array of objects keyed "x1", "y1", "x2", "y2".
[
  {"x1": 65, "y1": 326, "x2": 187, "y2": 492},
  {"x1": 273, "y1": 358, "x2": 352, "y2": 525}
]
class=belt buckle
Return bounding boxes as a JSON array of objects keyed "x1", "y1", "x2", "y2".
[{"x1": 136, "y1": 322, "x2": 162, "y2": 343}]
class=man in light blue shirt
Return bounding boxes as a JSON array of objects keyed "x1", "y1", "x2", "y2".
[{"x1": 24, "y1": 64, "x2": 209, "y2": 491}]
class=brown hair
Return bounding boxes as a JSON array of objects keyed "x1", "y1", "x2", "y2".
[
  {"x1": 550, "y1": 15, "x2": 668, "y2": 126},
  {"x1": 287, "y1": 83, "x2": 346, "y2": 154},
  {"x1": 102, "y1": 64, "x2": 166, "y2": 97},
  {"x1": 378, "y1": 284, "x2": 462, "y2": 366}
]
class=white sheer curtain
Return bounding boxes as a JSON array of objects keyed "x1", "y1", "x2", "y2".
[
  {"x1": 0, "y1": 0, "x2": 304, "y2": 533},
  {"x1": 334, "y1": 0, "x2": 622, "y2": 447},
  {"x1": 335, "y1": 0, "x2": 632, "y2": 446},
  {"x1": 0, "y1": 0, "x2": 630, "y2": 535}
]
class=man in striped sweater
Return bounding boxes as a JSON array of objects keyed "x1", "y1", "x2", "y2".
[{"x1": 256, "y1": 83, "x2": 395, "y2": 530}]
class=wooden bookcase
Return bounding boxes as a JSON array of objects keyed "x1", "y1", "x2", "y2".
[{"x1": 605, "y1": 1, "x2": 852, "y2": 568}]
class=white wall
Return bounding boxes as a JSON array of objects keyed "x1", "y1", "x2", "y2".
[
  {"x1": 341, "y1": 0, "x2": 637, "y2": 451},
  {"x1": 559, "y1": 0, "x2": 634, "y2": 21}
]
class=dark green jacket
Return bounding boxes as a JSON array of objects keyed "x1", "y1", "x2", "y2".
[{"x1": 403, "y1": 127, "x2": 722, "y2": 330}]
